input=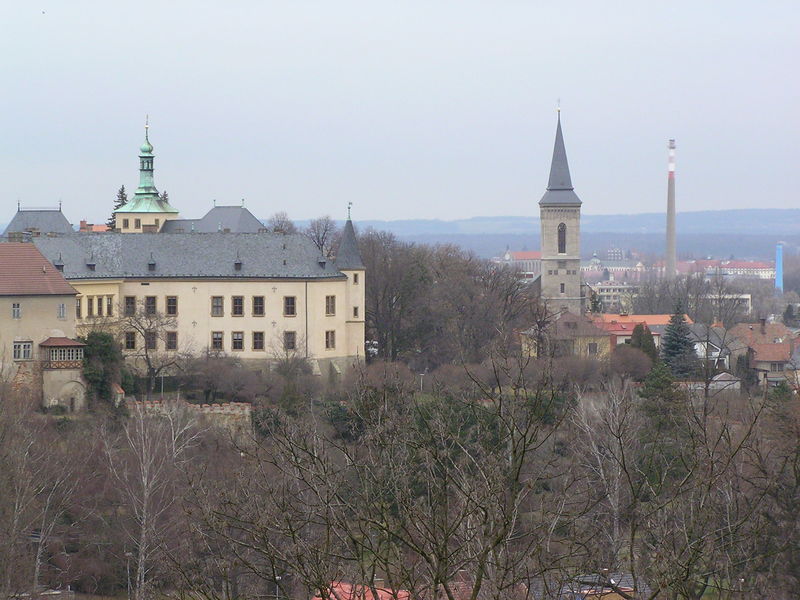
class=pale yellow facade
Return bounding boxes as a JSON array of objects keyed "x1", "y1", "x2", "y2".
[
  {"x1": 0, "y1": 295, "x2": 76, "y2": 362},
  {"x1": 73, "y1": 272, "x2": 366, "y2": 373},
  {"x1": 0, "y1": 294, "x2": 87, "y2": 410},
  {"x1": 115, "y1": 211, "x2": 178, "y2": 233}
]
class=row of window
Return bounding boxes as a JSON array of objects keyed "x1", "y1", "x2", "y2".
[
  {"x1": 77, "y1": 296, "x2": 114, "y2": 319},
  {"x1": 10, "y1": 302, "x2": 67, "y2": 320},
  {"x1": 120, "y1": 217, "x2": 159, "y2": 230},
  {"x1": 122, "y1": 330, "x2": 337, "y2": 352},
  {"x1": 10, "y1": 343, "x2": 85, "y2": 362},
  {"x1": 546, "y1": 269, "x2": 578, "y2": 276},
  {"x1": 120, "y1": 295, "x2": 358, "y2": 319},
  {"x1": 48, "y1": 347, "x2": 85, "y2": 361}
]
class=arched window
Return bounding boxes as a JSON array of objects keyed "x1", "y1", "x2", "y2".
[{"x1": 557, "y1": 223, "x2": 567, "y2": 254}]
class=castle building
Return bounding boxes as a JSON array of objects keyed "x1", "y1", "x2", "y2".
[
  {"x1": 538, "y1": 113, "x2": 584, "y2": 315},
  {"x1": 15, "y1": 125, "x2": 366, "y2": 379}
]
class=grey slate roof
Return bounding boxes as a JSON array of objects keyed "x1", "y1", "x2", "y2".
[
  {"x1": 539, "y1": 114, "x2": 582, "y2": 207},
  {"x1": 160, "y1": 206, "x2": 265, "y2": 233},
  {"x1": 334, "y1": 219, "x2": 364, "y2": 270},
  {"x1": 3, "y1": 209, "x2": 73, "y2": 237},
  {"x1": 32, "y1": 232, "x2": 344, "y2": 280}
]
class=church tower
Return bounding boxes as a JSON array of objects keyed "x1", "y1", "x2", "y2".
[
  {"x1": 115, "y1": 119, "x2": 179, "y2": 233},
  {"x1": 539, "y1": 112, "x2": 584, "y2": 315}
]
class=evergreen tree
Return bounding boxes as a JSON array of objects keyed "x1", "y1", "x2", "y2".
[
  {"x1": 637, "y1": 361, "x2": 691, "y2": 486},
  {"x1": 661, "y1": 302, "x2": 699, "y2": 378},
  {"x1": 783, "y1": 303, "x2": 795, "y2": 326},
  {"x1": 589, "y1": 291, "x2": 602, "y2": 313},
  {"x1": 107, "y1": 185, "x2": 127, "y2": 229},
  {"x1": 630, "y1": 323, "x2": 658, "y2": 363}
]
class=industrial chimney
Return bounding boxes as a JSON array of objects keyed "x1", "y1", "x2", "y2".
[{"x1": 665, "y1": 139, "x2": 677, "y2": 279}]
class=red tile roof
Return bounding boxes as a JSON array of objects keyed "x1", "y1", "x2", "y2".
[
  {"x1": 313, "y1": 582, "x2": 411, "y2": 600},
  {"x1": 594, "y1": 313, "x2": 693, "y2": 326},
  {"x1": 39, "y1": 337, "x2": 85, "y2": 347},
  {"x1": 509, "y1": 251, "x2": 541, "y2": 260},
  {"x1": 0, "y1": 243, "x2": 77, "y2": 296},
  {"x1": 751, "y1": 342, "x2": 792, "y2": 363}
]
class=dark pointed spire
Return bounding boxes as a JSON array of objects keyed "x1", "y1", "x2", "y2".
[
  {"x1": 548, "y1": 112, "x2": 573, "y2": 190},
  {"x1": 335, "y1": 218, "x2": 364, "y2": 270},
  {"x1": 539, "y1": 112, "x2": 582, "y2": 206}
]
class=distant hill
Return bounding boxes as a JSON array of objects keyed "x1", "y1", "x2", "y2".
[
  {"x1": 335, "y1": 209, "x2": 800, "y2": 237},
  {"x1": 296, "y1": 209, "x2": 800, "y2": 260}
]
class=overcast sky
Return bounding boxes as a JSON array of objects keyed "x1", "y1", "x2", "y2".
[{"x1": 1, "y1": 1, "x2": 797, "y2": 223}]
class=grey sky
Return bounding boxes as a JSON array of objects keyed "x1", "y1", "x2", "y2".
[{"x1": 1, "y1": 1, "x2": 797, "y2": 223}]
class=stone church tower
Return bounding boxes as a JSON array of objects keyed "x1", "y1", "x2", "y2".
[{"x1": 539, "y1": 112, "x2": 584, "y2": 315}]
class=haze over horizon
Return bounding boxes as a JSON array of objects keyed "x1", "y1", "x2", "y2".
[{"x1": 2, "y1": 2, "x2": 797, "y2": 223}]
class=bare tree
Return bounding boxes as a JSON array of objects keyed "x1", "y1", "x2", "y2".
[
  {"x1": 103, "y1": 402, "x2": 201, "y2": 600},
  {"x1": 304, "y1": 216, "x2": 340, "y2": 258},
  {"x1": 120, "y1": 300, "x2": 190, "y2": 399},
  {"x1": 267, "y1": 211, "x2": 298, "y2": 234}
]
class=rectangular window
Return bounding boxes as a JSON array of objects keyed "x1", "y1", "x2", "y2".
[
  {"x1": 353, "y1": 306, "x2": 359, "y2": 318},
  {"x1": 283, "y1": 296, "x2": 296, "y2": 317},
  {"x1": 166, "y1": 331, "x2": 178, "y2": 351},
  {"x1": 87, "y1": 297, "x2": 94, "y2": 317},
  {"x1": 166, "y1": 296, "x2": 178, "y2": 316},
  {"x1": 154, "y1": 218, "x2": 160, "y2": 229},
  {"x1": 12, "y1": 341, "x2": 33, "y2": 360},
  {"x1": 57, "y1": 303, "x2": 66, "y2": 319},
  {"x1": 106, "y1": 296, "x2": 113, "y2": 317},
  {"x1": 143, "y1": 331, "x2": 156, "y2": 350},
  {"x1": 211, "y1": 296, "x2": 224, "y2": 317},
  {"x1": 232, "y1": 296, "x2": 244, "y2": 316},
  {"x1": 12, "y1": 303, "x2": 21, "y2": 319},
  {"x1": 97, "y1": 296, "x2": 104, "y2": 316},
  {"x1": 232, "y1": 331, "x2": 244, "y2": 350},
  {"x1": 134, "y1": 218, "x2": 141, "y2": 229},
  {"x1": 588, "y1": 342, "x2": 598, "y2": 356},
  {"x1": 125, "y1": 331, "x2": 136, "y2": 350},
  {"x1": 76, "y1": 298, "x2": 82, "y2": 319},
  {"x1": 252, "y1": 296, "x2": 265, "y2": 316},
  {"x1": 560, "y1": 283, "x2": 565, "y2": 294},
  {"x1": 124, "y1": 296, "x2": 136, "y2": 316},
  {"x1": 325, "y1": 295, "x2": 336, "y2": 316},
  {"x1": 284, "y1": 331, "x2": 296, "y2": 351},
  {"x1": 353, "y1": 273, "x2": 359, "y2": 284},
  {"x1": 122, "y1": 218, "x2": 129, "y2": 229},
  {"x1": 211, "y1": 331, "x2": 223, "y2": 350},
  {"x1": 145, "y1": 296, "x2": 157, "y2": 315},
  {"x1": 253, "y1": 331, "x2": 265, "y2": 350},
  {"x1": 325, "y1": 330, "x2": 336, "y2": 350}
]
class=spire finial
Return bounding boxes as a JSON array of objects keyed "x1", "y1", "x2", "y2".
[
  {"x1": 557, "y1": 98, "x2": 561, "y2": 114},
  {"x1": 347, "y1": 201, "x2": 352, "y2": 220},
  {"x1": 145, "y1": 114, "x2": 149, "y2": 141}
]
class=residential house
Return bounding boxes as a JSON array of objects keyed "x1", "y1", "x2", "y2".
[
  {"x1": 0, "y1": 243, "x2": 86, "y2": 410},
  {"x1": 748, "y1": 342, "x2": 799, "y2": 388},
  {"x1": 524, "y1": 312, "x2": 611, "y2": 358}
]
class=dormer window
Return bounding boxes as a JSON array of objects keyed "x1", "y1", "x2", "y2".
[
  {"x1": 148, "y1": 261, "x2": 156, "y2": 271},
  {"x1": 234, "y1": 260, "x2": 242, "y2": 271},
  {"x1": 86, "y1": 262, "x2": 96, "y2": 271}
]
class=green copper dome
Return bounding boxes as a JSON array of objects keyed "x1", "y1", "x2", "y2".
[{"x1": 140, "y1": 138, "x2": 153, "y2": 155}]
